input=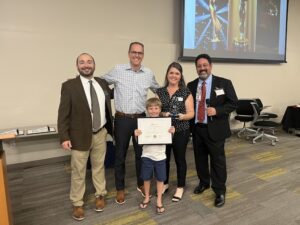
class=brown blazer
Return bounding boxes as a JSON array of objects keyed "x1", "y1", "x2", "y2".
[{"x1": 57, "y1": 76, "x2": 113, "y2": 151}]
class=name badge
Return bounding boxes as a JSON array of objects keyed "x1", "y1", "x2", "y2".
[
  {"x1": 215, "y1": 88, "x2": 225, "y2": 96},
  {"x1": 177, "y1": 97, "x2": 183, "y2": 101}
]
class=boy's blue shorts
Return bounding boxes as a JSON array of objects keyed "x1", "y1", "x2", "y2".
[{"x1": 140, "y1": 157, "x2": 166, "y2": 182}]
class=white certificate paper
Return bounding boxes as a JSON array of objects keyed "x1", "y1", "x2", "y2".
[{"x1": 137, "y1": 117, "x2": 172, "y2": 145}]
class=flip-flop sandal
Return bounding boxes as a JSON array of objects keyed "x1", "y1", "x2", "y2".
[
  {"x1": 139, "y1": 200, "x2": 150, "y2": 209},
  {"x1": 172, "y1": 188, "x2": 184, "y2": 202},
  {"x1": 172, "y1": 195, "x2": 182, "y2": 202},
  {"x1": 156, "y1": 205, "x2": 165, "y2": 215}
]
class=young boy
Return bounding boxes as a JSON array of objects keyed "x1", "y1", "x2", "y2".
[{"x1": 134, "y1": 97, "x2": 175, "y2": 214}]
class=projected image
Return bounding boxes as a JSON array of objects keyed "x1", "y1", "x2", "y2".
[
  {"x1": 195, "y1": 0, "x2": 228, "y2": 51},
  {"x1": 195, "y1": 0, "x2": 257, "y2": 52},
  {"x1": 232, "y1": 0, "x2": 250, "y2": 50},
  {"x1": 182, "y1": 0, "x2": 288, "y2": 63},
  {"x1": 256, "y1": 0, "x2": 281, "y2": 51}
]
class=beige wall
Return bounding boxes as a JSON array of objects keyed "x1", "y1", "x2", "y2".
[{"x1": 0, "y1": 0, "x2": 299, "y2": 163}]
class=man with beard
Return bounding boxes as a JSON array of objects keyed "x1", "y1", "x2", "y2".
[
  {"x1": 58, "y1": 53, "x2": 113, "y2": 221},
  {"x1": 187, "y1": 54, "x2": 238, "y2": 207}
]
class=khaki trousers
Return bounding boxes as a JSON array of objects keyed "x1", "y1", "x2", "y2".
[{"x1": 70, "y1": 128, "x2": 107, "y2": 206}]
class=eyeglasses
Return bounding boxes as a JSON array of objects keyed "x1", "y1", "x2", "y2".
[
  {"x1": 130, "y1": 51, "x2": 144, "y2": 56},
  {"x1": 197, "y1": 64, "x2": 210, "y2": 69}
]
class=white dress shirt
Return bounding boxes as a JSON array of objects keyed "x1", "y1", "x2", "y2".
[{"x1": 80, "y1": 75, "x2": 106, "y2": 128}]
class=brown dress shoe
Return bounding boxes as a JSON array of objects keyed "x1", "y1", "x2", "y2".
[
  {"x1": 72, "y1": 206, "x2": 85, "y2": 221},
  {"x1": 95, "y1": 195, "x2": 105, "y2": 212},
  {"x1": 115, "y1": 190, "x2": 125, "y2": 204}
]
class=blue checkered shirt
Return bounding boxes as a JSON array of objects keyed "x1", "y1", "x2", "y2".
[{"x1": 102, "y1": 64, "x2": 159, "y2": 114}]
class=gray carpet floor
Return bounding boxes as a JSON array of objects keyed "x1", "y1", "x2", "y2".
[{"x1": 7, "y1": 130, "x2": 300, "y2": 225}]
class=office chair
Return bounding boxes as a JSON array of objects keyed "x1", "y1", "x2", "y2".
[
  {"x1": 254, "y1": 98, "x2": 278, "y2": 135},
  {"x1": 234, "y1": 99, "x2": 258, "y2": 138},
  {"x1": 250, "y1": 101, "x2": 280, "y2": 146},
  {"x1": 255, "y1": 98, "x2": 278, "y2": 119}
]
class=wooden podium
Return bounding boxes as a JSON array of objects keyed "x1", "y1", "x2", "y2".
[{"x1": 0, "y1": 133, "x2": 15, "y2": 225}]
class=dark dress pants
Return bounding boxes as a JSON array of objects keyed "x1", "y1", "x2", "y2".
[
  {"x1": 192, "y1": 125, "x2": 227, "y2": 195},
  {"x1": 165, "y1": 129, "x2": 190, "y2": 188},
  {"x1": 114, "y1": 116, "x2": 144, "y2": 191}
]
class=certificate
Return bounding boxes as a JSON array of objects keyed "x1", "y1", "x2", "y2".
[{"x1": 137, "y1": 117, "x2": 172, "y2": 145}]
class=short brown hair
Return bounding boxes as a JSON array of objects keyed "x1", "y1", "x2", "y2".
[
  {"x1": 128, "y1": 41, "x2": 144, "y2": 52},
  {"x1": 146, "y1": 97, "x2": 162, "y2": 110},
  {"x1": 195, "y1": 53, "x2": 212, "y2": 66}
]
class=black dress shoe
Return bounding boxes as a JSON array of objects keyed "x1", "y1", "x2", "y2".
[
  {"x1": 193, "y1": 184, "x2": 209, "y2": 194},
  {"x1": 214, "y1": 194, "x2": 225, "y2": 207}
]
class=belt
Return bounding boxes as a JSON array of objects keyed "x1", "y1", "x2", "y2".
[
  {"x1": 115, "y1": 111, "x2": 145, "y2": 119},
  {"x1": 196, "y1": 123, "x2": 208, "y2": 128},
  {"x1": 93, "y1": 127, "x2": 103, "y2": 134}
]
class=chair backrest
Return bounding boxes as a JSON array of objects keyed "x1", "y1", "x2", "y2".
[
  {"x1": 236, "y1": 99, "x2": 256, "y2": 115},
  {"x1": 254, "y1": 98, "x2": 263, "y2": 112}
]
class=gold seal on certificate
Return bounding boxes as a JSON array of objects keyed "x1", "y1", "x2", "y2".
[{"x1": 137, "y1": 117, "x2": 172, "y2": 145}]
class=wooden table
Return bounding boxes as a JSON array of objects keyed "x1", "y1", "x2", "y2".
[
  {"x1": 281, "y1": 105, "x2": 300, "y2": 136},
  {"x1": 0, "y1": 133, "x2": 15, "y2": 225}
]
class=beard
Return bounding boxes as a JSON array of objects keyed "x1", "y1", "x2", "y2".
[
  {"x1": 198, "y1": 70, "x2": 209, "y2": 81},
  {"x1": 78, "y1": 67, "x2": 95, "y2": 77}
]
